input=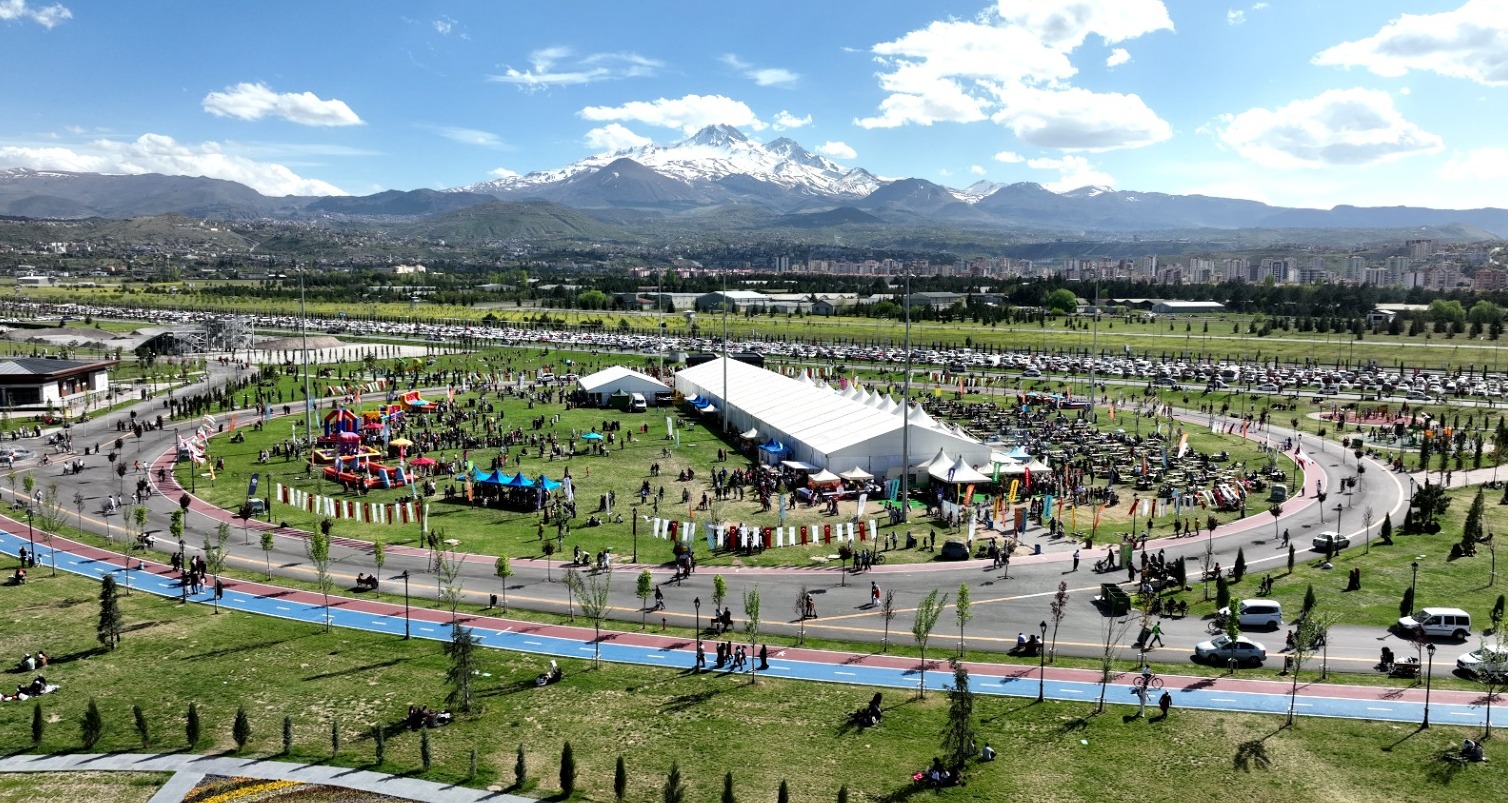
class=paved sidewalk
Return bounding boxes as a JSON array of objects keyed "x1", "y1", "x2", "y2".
[{"x1": 0, "y1": 753, "x2": 531, "y2": 803}]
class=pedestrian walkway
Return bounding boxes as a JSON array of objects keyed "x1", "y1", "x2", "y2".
[
  {"x1": 0, "y1": 525, "x2": 1492, "y2": 729},
  {"x1": 0, "y1": 753, "x2": 530, "y2": 803}
]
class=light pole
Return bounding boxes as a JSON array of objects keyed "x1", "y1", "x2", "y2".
[
  {"x1": 25, "y1": 509, "x2": 34, "y2": 567},
  {"x1": 694, "y1": 596, "x2": 702, "y2": 671},
  {"x1": 1422, "y1": 643, "x2": 1437, "y2": 728},
  {"x1": 299, "y1": 267, "x2": 313, "y2": 447},
  {"x1": 1411, "y1": 561, "x2": 1420, "y2": 606},
  {"x1": 400, "y1": 570, "x2": 411, "y2": 639},
  {"x1": 1335, "y1": 504, "x2": 1344, "y2": 536},
  {"x1": 899, "y1": 269, "x2": 912, "y2": 524},
  {"x1": 178, "y1": 538, "x2": 187, "y2": 604},
  {"x1": 1037, "y1": 620, "x2": 1048, "y2": 702}
]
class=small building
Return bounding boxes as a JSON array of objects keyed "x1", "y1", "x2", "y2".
[
  {"x1": 0, "y1": 356, "x2": 116, "y2": 411},
  {"x1": 1150, "y1": 300, "x2": 1226, "y2": 314},
  {"x1": 696, "y1": 290, "x2": 769, "y2": 313},
  {"x1": 574, "y1": 366, "x2": 671, "y2": 407}
]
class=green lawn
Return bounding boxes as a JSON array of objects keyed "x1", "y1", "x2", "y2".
[{"x1": 0, "y1": 571, "x2": 1502, "y2": 803}]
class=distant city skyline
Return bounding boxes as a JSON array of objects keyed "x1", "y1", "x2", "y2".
[{"x1": 1, "y1": 1, "x2": 1505, "y2": 209}]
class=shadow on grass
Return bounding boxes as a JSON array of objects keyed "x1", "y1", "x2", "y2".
[
  {"x1": 304, "y1": 657, "x2": 404, "y2": 682},
  {"x1": 186, "y1": 637, "x2": 301, "y2": 661},
  {"x1": 1425, "y1": 748, "x2": 1472, "y2": 785},
  {"x1": 1381, "y1": 728, "x2": 1424, "y2": 752},
  {"x1": 1232, "y1": 727, "x2": 1282, "y2": 772},
  {"x1": 660, "y1": 685, "x2": 732, "y2": 715}
]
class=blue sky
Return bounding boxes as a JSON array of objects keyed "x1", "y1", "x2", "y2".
[{"x1": 2, "y1": 0, "x2": 1505, "y2": 210}]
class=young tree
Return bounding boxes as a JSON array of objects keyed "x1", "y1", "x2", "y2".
[
  {"x1": 371, "y1": 539, "x2": 386, "y2": 599},
  {"x1": 31, "y1": 702, "x2": 43, "y2": 746},
  {"x1": 515, "y1": 743, "x2": 528, "y2": 790},
  {"x1": 80, "y1": 699, "x2": 103, "y2": 750},
  {"x1": 793, "y1": 583, "x2": 810, "y2": 645},
  {"x1": 445, "y1": 621, "x2": 481, "y2": 712},
  {"x1": 1222, "y1": 600, "x2": 1243, "y2": 674},
  {"x1": 911, "y1": 589, "x2": 948, "y2": 698},
  {"x1": 560, "y1": 741, "x2": 577, "y2": 797},
  {"x1": 941, "y1": 659, "x2": 976, "y2": 775},
  {"x1": 331, "y1": 719, "x2": 341, "y2": 760},
  {"x1": 1048, "y1": 581, "x2": 1070, "y2": 663},
  {"x1": 1095, "y1": 605, "x2": 1137, "y2": 713},
  {"x1": 132, "y1": 704, "x2": 149, "y2": 748},
  {"x1": 1473, "y1": 629, "x2": 1508, "y2": 738},
  {"x1": 436, "y1": 549, "x2": 465, "y2": 622},
  {"x1": 880, "y1": 590, "x2": 897, "y2": 653},
  {"x1": 955, "y1": 582, "x2": 973, "y2": 656},
  {"x1": 1400, "y1": 586, "x2": 1415, "y2": 620},
  {"x1": 419, "y1": 727, "x2": 429, "y2": 770},
  {"x1": 97, "y1": 574, "x2": 123, "y2": 650},
  {"x1": 577, "y1": 569, "x2": 614, "y2": 667},
  {"x1": 636, "y1": 569, "x2": 654, "y2": 629},
  {"x1": 1466, "y1": 486, "x2": 1487, "y2": 545},
  {"x1": 282, "y1": 716, "x2": 293, "y2": 755},
  {"x1": 233, "y1": 706, "x2": 252, "y2": 751},
  {"x1": 305, "y1": 525, "x2": 334, "y2": 632},
  {"x1": 778, "y1": 780, "x2": 790, "y2": 803},
  {"x1": 495, "y1": 555, "x2": 513, "y2": 612},
  {"x1": 743, "y1": 587, "x2": 762, "y2": 684},
  {"x1": 663, "y1": 760, "x2": 686, "y2": 803},
  {"x1": 1379, "y1": 513, "x2": 1393, "y2": 545},
  {"x1": 374, "y1": 723, "x2": 386, "y2": 765},
  {"x1": 1303, "y1": 583, "x2": 1317, "y2": 615},
  {"x1": 1233, "y1": 547, "x2": 1247, "y2": 583},
  {"x1": 1288, "y1": 544, "x2": 1296, "y2": 574},
  {"x1": 712, "y1": 574, "x2": 727, "y2": 612},
  {"x1": 1285, "y1": 607, "x2": 1331, "y2": 725},
  {"x1": 260, "y1": 530, "x2": 275, "y2": 580},
  {"x1": 1215, "y1": 576, "x2": 1230, "y2": 610},
  {"x1": 186, "y1": 702, "x2": 201, "y2": 748},
  {"x1": 615, "y1": 755, "x2": 628, "y2": 802}
]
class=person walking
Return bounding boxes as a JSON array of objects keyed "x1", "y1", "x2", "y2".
[
  {"x1": 870, "y1": 581, "x2": 880, "y2": 608},
  {"x1": 1148, "y1": 621, "x2": 1164, "y2": 648},
  {"x1": 1158, "y1": 691, "x2": 1172, "y2": 718},
  {"x1": 1071, "y1": 549, "x2": 1080, "y2": 572}
]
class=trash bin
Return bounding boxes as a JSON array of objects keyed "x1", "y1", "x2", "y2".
[{"x1": 1034, "y1": 544, "x2": 1042, "y2": 555}]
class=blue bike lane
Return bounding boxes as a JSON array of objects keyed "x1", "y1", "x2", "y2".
[{"x1": 1, "y1": 525, "x2": 1493, "y2": 730}]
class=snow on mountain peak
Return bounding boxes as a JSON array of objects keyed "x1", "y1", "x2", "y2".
[
  {"x1": 458, "y1": 124, "x2": 879, "y2": 198},
  {"x1": 1061, "y1": 185, "x2": 1116, "y2": 198}
]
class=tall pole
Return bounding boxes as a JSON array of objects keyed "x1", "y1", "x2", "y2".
[
  {"x1": 1088, "y1": 276, "x2": 1099, "y2": 421},
  {"x1": 694, "y1": 596, "x2": 702, "y2": 671},
  {"x1": 721, "y1": 272, "x2": 729, "y2": 434},
  {"x1": 299, "y1": 268, "x2": 313, "y2": 446},
  {"x1": 1422, "y1": 643, "x2": 1436, "y2": 728},
  {"x1": 401, "y1": 570, "x2": 411, "y2": 639},
  {"x1": 900, "y1": 270, "x2": 912, "y2": 524},
  {"x1": 1037, "y1": 619, "x2": 1048, "y2": 702}
]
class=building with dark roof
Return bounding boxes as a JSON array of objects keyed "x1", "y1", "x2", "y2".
[{"x1": 0, "y1": 357, "x2": 117, "y2": 411}]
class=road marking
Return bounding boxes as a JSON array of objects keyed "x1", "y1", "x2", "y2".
[
  {"x1": 1061, "y1": 689, "x2": 1083, "y2": 695},
  {"x1": 523, "y1": 640, "x2": 542, "y2": 646},
  {"x1": 1452, "y1": 712, "x2": 1476, "y2": 717},
  {"x1": 1212, "y1": 698, "x2": 1237, "y2": 703},
  {"x1": 834, "y1": 671, "x2": 856, "y2": 676},
  {"x1": 1367, "y1": 706, "x2": 1392, "y2": 712},
  {"x1": 1295, "y1": 703, "x2": 1312, "y2": 707},
  {"x1": 645, "y1": 654, "x2": 666, "y2": 660},
  {"x1": 275, "y1": 605, "x2": 290, "y2": 611},
  {"x1": 371, "y1": 621, "x2": 388, "y2": 626}
]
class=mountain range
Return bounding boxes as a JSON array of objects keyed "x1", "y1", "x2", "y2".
[{"x1": 3, "y1": 125, "x2": 1508, "y2": 237}]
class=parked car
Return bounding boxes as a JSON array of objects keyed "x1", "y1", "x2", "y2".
[
  {"x1": 938, "y1": 538, "x2": 971, "y2": 561},
  {"x1": 1311, "y1": 531, "x2": 1350, "y2": 552},
  {"x1": 1217, "y1": 600, "x2": 1284, "y2": 630},
  {"x1": 1457, "y1": 646, "x2": 1508, "y2": 679},
  {"x1": 1398, "y1": 607, "x2": 1473, "y2": 640},
  {"x1": 1195, "y1": 635, "x2": 1268, "y2": 666}
]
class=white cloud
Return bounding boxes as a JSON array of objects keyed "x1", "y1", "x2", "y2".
[
  {"x1": 1217, "y1": 87, "x2": 1443, "y2": 168},
  {"x1": 489, "y1": 47, "x2": 661, "y2": 90},
  {"x1": 721, "y1": 54, "x2": 799, "y2": 87},
  {"x1": 436, "y1": 127, "x2": 504, "y2": 147},
  {"x1": 970, "y1": 164, "x2": 987, "y2": 174},
  {"x1": 857, "y1": 2, "x2": 1173, "y2": 150},
  {"x1": 992, "y1": 150, "x2": 1025, "y2": 163},
  {"x1": 1439, "y1": 147, "x2": 1508, "y2": 183},
  {"x1": 1106, "y1": 48, "x2": 1130, "y2": 67},
  {"x1": 771, "y1": 111, "x2": 812, "y2": 131},
  {"x1": 432, "y1": 16, "x2": 455, "y2": 35},
  {"x1": 488, "y1": 167, "x2": 519, "y2": 179},
  {"x1": 580, "y1": 94, "x2": 765, "y2": 134},
  {"x1": 583, "y1": 124, "x2": 652, "y2": 153},
  {"x1": 0, "y1": 0, "x2": 71, "y2": 28},
  {"x1": 202, "y1": 83, "x2": 363, "y2": 127},
  {"x1": 815, "y1": 141, "x2": 857, "y2": 160},
  {"x1": 0, "y1": 133, "x2": 346, "y2": 195},
  {"x1": 1227, "y1": 9, "x2": 1246, "y2": 25},
  {"x1": 1314, "y1": 0, "x2": 1508, "y2": 85},
  {"x1": 1025, "y1": 154, "x2": 1116, "y2": 192},
  {"x1": 994, "y1": 85, "x2": 1170, "y2": 150}
]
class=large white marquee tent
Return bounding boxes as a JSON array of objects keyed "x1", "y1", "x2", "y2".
[
  {"x1": 674, "y1": 357, "x2": 991, "y2": 478},
  {"x1": 574, "y1": 366, "x2": 670, "y2": 406}
]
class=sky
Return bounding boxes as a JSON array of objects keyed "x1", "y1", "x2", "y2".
[{"x1": 2, "y1": 0, "x2": 1507, "y2": 210}]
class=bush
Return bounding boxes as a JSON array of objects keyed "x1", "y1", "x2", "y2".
[
  {"x1": 133, "y1": 704, "x2": 149, "y2": 748},
  {"x1": 31, "y1": 703, "x2": 43, "y2": 746},
  {"x1": 232, "y1": 706, "x2": 251, "y2": 751},
  {"x1": 615, "y1": 755, "x2": 627, "y2": 802},
  {"x1": 185, "y1": 702, "x2": 201, "y2": 748},
  {"x1": 80, "y1": 699, "x2": 103, "y2": 750},
  {"x1": 560, "y1": 741, "x2": 576, "y2": 795},
  {"x1": 515, "y1": 743, "x2": 527, "y2": 789}
]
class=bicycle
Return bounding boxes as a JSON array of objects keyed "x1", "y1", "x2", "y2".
[{"x1": 1132, "y1": 673, "x2": 1164, "y2": 691}]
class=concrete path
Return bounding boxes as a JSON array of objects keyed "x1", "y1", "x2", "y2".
[{"x1": 0, "y1": 752, "x2": 532, "y2": 803}]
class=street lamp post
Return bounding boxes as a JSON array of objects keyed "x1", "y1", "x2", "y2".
[
  {"x1": 1037, "y1": 620, "x2": 1048, "y2": 702},
  {"x1": 178, "y1": 538, "x2": 187, "y2": 604},
  {"x1": 1423, "y1": 643, "x2": 1437, "y2": 728},
  {"x1": 1411, "y1": 561, "x2": 1420, "y2": 605},
  {"x1": 25, "y1": 509, "x2": 34, "y2": 568},
  {"x1": 401, "y1": 570, "x2": 411, "y2": 639},
  {"x1": 1335, "y1": 504, "x2": 1344, "y2": 536},
  {"x1": 694, "y1": 596, "x2": 702, "y2": 671}
]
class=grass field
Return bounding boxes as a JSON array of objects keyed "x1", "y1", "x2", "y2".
[{"x1": 0, "y1": 571, "x2": 1502, "y2": 803}]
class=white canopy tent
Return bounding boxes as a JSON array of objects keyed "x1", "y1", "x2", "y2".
[
  {"x1": 674, "y1": 358, "x2": 990, "y2": 477},
  {"x1": 838, "y1": 466, "x2": 874, "y2": 481},
  {"x1": 574, "y1": 366, "x2": 670, "y2": 406}
]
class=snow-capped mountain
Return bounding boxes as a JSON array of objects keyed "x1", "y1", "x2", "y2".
[{"x1": 458, "y1": 124, "x2": 883, "y2": 207}]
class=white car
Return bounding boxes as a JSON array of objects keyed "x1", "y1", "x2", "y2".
[
  {"x1": 1195, "y1": 635, "x2": 1268, "y2": 666},
  {"x1": 1312, "y1": 531, "x2": 1350, "y2": 552},
  {"x1": 1457, "y1": 646, "x2": 1508, "y2": 679}
]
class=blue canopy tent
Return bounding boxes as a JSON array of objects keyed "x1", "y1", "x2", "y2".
[
  {"x1": 472, "y1": 469, "x2": 508, "y2": 486},
  {"x1": 1005, "y1": 445, "x2": 1031, "y2": 460},
  {"x1": 580, "y1": 431, "x2": 605, "y2": 441},
  {"x1": 503, "y1": 473, "x2": 535, "y2": 488},
  {"x1": 536, "y1": 475, "x2": 564, "y2": 492}
]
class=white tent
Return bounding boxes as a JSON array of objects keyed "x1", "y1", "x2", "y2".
[
  {"x1": 675, "y1": 358, "x2": 989, "y2": 477},
  {"x1": 808, "y1": 469, "x2": 843, "y2": 485},
  {"x1": 838, "y1": 466, "x2": 874, "y2": 481},
  {"x1": 930, "y1": 455, "x2": 990, "y2": 484},
  {"x1": 574, "y1": 366, "x2": 670, "y2": 406}
]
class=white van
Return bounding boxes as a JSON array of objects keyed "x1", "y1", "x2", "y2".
[
  {"x1": 629, "y1": 393, "x2": 647, "y2": 413},
  {"x1": 1219, "y1": 600, "x2": 1283, "y2": 630},
  {"x1": 1398, "y1": 607, "x2": 1472, "y2": 640}
]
